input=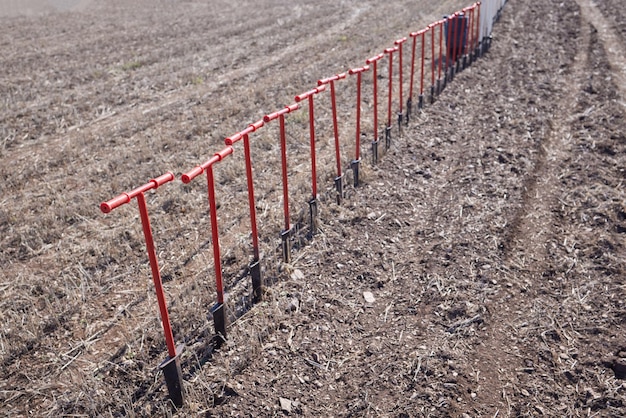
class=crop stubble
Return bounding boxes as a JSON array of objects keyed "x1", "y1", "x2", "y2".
[{"x1": 1, "y1": 0, "x2": 626, "y2": 416}]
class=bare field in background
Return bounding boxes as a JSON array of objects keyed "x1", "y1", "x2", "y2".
[
  {"x1": 0, "y1": 0, "x2": 94, "y2": 17},
  {"x1": 2, "y1": 0, "x2": 626, "y2": 416}
]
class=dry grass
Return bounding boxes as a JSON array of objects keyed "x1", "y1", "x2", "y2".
[{"x1": 3, "y1": 0, "x2": 626, "y2": 416}]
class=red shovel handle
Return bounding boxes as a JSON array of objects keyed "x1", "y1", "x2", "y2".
[
  {"x1": 181, "y1": 147, "x2": 233, "y2": 183},
  {"x1": 181, "y1": 166, "x2": 204, "y2": 184},
  {"x1": 100, "y1": 193, "x2": 130, "y2": 213},
  {"x1": 410, "y1": 28, "x2": 428, "y2": 37},
  {"x1": 366, "y1": 53, "x2": 384, "y2": 64},
  {"x1": 264, "y1": 103, "x2": 300, "y2": 122},
  {"x1": 225, "y1": 118, "x2": 265, "y2": 146},
  {"x1": 151, "y1": 172, "x2": 175, "y2": 188},
  {"x1": 249, "y1": 119, "x2": 264, "y2": 132},
  {"x1": 294, "y1": 85, "x2": 326, "y2": 102},
  {"x1": 348, "y1": 65, "x2": 370, "y2": 75},
  {"x1": 214, "y1": 145, "x2": 234, "y2": 161},
  {"x1": 225, "y1": 132, "x2": 242, "y2": 146},
  {"x1": 100, "y1": 171, "x2": 175, "y2": 213},
  {"x1": 318, "y1": 73, "x2": 347, "y2": 85}
]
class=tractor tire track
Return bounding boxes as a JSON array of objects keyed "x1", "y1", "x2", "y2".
[
  {"x1": 576, "y1": 0, "x2": 626, "y2": 109},
  {"x1": 466, "y1": 0, "x2": 586, "y2": 414},
  {"x1": 469, "y1": 0, "x2": 626, "y2": 415}
]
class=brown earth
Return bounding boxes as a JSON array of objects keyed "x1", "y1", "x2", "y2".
[{"x1": 2, "y1": 0, "x2": 626, "y2": 416}]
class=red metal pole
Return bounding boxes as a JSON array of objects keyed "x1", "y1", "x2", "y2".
[
  {"x1": 457, "y1": 11, "x2": 467, "y2": 65},
  {"x1": 182, "y1": 148, "x2": 234, "y2": 304},
  {"x1": 224, "y1": 120, "x2": 265, "y2": 301},
  {"x1": 474, "y1": 2, "x2": 482, "y2": 58},
  {"x1": 318, "y1": 73, "x2": 348, "y2": 204},
  {"x1": 474, "y1": 3, "x2": 479, "y2": 51},
  {"x1": 421, "y1": 29, "x2": 426, "y2": 97},
  {"x1": 263, "y1": 105, "x2": 300, "y2": 231},
  {"x1": 409, "y1": 28, "x2": 428, "y2": 107},
  {"x1": 446, "y1": 15, "x2": 453, "y2": 72},
  {"x1": 461, "y1": 9, "x2": 468, "y2": 62},
  {"x1": 136, "y1": 192, "x2": 176, "y2": 359},
  {"x1": 439, "y1": 20, "x2": 444, "y2": 83},
  {"x1": 469, "y1": 3, "x2": 478, "y2": 56},
  {"x1": 384, "y1": 46, "x2": 397, "y2": 128},
  {"x1": 409, "y1": 33, "x2": 417, "y2": 104},
  {"x1": 460, "y1": 9, "x2": 466, "y2": 63},
  {"x1": 295, "y1": 85, "x2": 326, "y2": 201},
  {"x1": 318, "y1": 73, "x2": 347, "y2": 180},
  {"x1": 476, "y1": 2, "x2": 481, "y2": 55},
  {"x1": 279, "y1": 114, "x2": 290, "y2": 231},
  {"x1": 348, "y1": 65, "x2": 369, "y2": 187},
  {"x1": 181, "y1": 151, "x2": 233, "y2": 304},
  {"x1": 395, "y1": 37, "x2": 407, "y2": 114},
  {"x1": 366, "y1": 54, "x2": 383, "y2": 142},
  {"x1": 348, "y1": 66, "x2": 369, "y2": 162},
  {"x1": 355, "y1": 72, "x2": 362, "y2": 161},
  {"x1": 181, "y1": 147, "x2": 233, "y2": 342},
  {"x1": 430, "y1": 24, "x2": 436, "y2": 87},
  {"x1": 100, "y1": 172, "x2": 177, "y2": 359},
  {"x1": 263, "y1": 103, "x2": 299, "y2": 262},
  {"x1": 279, "y1": 113, "x2": 292, "y2": 261},
  {"x1": 366, "y1": 53, "x2": 384, "y2": 163},
  {"x1": 242, "y1": 134, "x2": 260, "y2": 261},
  {"x1": 452, "y1": 12, "x2": 460, "y2": 69},
  {"x1": 329, "y1": 80, "x2": 341, "y2": 178},
  {"x1": 467, "y1": 6, "x2": 474, "y2": 59},
  {"x1": 308, "y1": 94, "x2": 317, "y2": 199},
  {"x1": 430, "y1": 23, "x2": 436, "y2": 102},
  {"x1": 295, "y1": 85, "x2": 325, "y2": 235},
  {"x1": 100, "y1": 172, "x2": 185, "y2": 406},
  {"x1": 205, "y1": 165, "x2": 224, "y2": 305}
]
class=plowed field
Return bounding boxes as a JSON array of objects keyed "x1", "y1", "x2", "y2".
[{"x1": 2, "y1": 0, "x2": 626, "y2": 416}]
